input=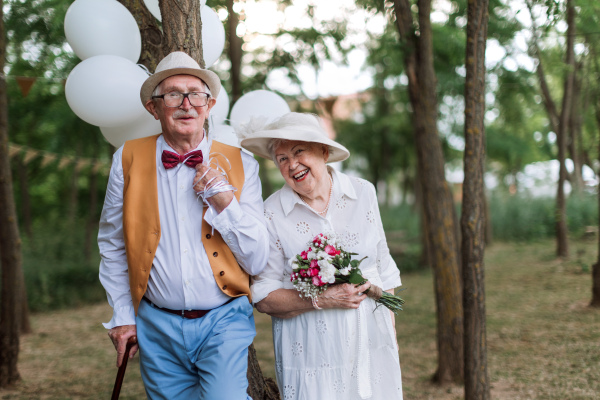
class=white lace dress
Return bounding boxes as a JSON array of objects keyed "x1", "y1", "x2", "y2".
[{"x1": 252, "y1": 168, "x2": 403, "y2": 400}]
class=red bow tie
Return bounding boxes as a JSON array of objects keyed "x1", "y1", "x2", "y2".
[{"x1": 161, "y1": 150, "x2": 203, "y2": 169}]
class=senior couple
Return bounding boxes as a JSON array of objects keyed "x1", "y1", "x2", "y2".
[{"x1": 99, "y1": 51, "x2": 403, "y2": 400}]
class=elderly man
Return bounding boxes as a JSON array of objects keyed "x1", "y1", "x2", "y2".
[{"x1": 98, "y1": 51, "x2": 269, "y2": 399}]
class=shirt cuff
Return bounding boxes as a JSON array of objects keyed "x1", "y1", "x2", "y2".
[
  {"x1": 204, "y1": 197, "x2": 242, "y2": 234},
  {"x1": 102, "y1": 305, "x2": 136, "y2": 329}
]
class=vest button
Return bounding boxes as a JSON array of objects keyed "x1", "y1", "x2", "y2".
[
  {"x1": 213, "y1": 252, "x2": 218, "y2": 257},
  {"x1": 220, "y1": 271, "x2": 225, "y2": 276},
  {"x1": 206, "y1": 234, "x2": 212, "y2": 239},
  {"x1": 222, "y1": 285, "x2": 228, "y2": 290}
]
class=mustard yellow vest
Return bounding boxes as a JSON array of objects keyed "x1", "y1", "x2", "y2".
[{"x1": 121, "y1": 134, "x2": 251, "y2": 314}]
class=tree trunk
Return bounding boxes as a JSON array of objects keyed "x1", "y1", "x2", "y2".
[
  {"x1": 0, "y1": 0, "x2": 22, "y2": 386},
  {"x1": 393, "y1": 0, "x2": 464, "y2": 384},
  {"x1": 568, "y1": 62, "x2": 584, "y2": 193},
  {"x1": 462, "y1": 0, "x2": 491, "y2": 398},
  {"x1": 527, "y1": 0, "x2": 573, "y2": 258},
  {"x1": 15, "y1": 157, "x2": 33, "y2": 241},
  {"x1": 118, "y1": 0, "x2": 164, "y2": 71},
  {"x1": 590, "y1": 88, "x2": 600, "y2": 308},
  {"x1": 555, "y1": 0, "x2": 576, "y2": 259},
  {"x1": 246, "y1": 342, "x2": 280, "y2": 400},
  {"x1": 227, "y1": 0, "x2": 243, "y2": 103},
  {"x1": 160, "y1": 0, "x2": 204, "y2": 67}
]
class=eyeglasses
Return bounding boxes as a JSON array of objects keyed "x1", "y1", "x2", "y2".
[{"x1": 152, "y1": 91, "x2": 211, "y2": 108}]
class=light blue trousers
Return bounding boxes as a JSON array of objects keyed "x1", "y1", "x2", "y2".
[{"x1": 136, "y1": 297, "x2": 255, "y2": 400}]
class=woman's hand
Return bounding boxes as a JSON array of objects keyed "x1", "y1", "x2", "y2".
[{"x1": 318, "y1": 281, "x2": 371, "y2": 310}]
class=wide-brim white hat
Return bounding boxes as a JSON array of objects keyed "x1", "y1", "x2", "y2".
[
  {"x1": 140, "y1": 51, "x2": 221, "y2": 106},
  {"x1": 237, "y1": 112, "x2": 350, "y2": 163}
]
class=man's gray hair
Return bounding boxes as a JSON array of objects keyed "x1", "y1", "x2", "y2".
[{"x1": 151, "y1": 77, "x2": 212, "y2": 98}]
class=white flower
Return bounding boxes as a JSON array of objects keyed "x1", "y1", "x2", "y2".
[
  {"x1": 317, "y1": 250, "x2": 331, "y2": 261},
  {"x1": 319, "y1": 262, "x2": 337, "y2": 284},
  {"x1": 339, "y1": 266, "x2": 351, "y2": 276}
]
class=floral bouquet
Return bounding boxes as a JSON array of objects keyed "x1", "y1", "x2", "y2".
[{"x1": 290, "y1": 233, "x2": 405, "y2": 314}]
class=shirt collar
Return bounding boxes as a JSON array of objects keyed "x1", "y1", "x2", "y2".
[{"x1": 279, "y1": 166, "x2": 357, "y2": 217}]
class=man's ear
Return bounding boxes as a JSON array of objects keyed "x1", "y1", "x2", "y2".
[
  {"x1": 145, "y1": 100, "x2": 160, "y2": 120},
  {"x1": 206, "y1": 97, "x2": 217, "y2": 113}
]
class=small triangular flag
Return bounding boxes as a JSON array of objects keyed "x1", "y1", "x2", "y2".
[{"x1": 16, "y1": 77, "x2": 37, "y2": 97}]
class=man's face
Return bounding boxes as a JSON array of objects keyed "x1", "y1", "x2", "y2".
[{"x1": 145, "y1": 75, "x2": 216, "y2": 142}]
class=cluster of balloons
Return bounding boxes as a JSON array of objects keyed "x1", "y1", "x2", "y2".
[{"x1": 64, "y1": 0, "x2": 290, "y2": 149}]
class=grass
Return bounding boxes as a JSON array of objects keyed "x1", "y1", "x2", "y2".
[{"x1": 1, "y1": 239, "x2": 600, "y2": 399}]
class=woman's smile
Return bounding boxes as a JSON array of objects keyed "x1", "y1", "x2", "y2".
[{"x1": 292, "y1": 168, "x2": 309, "y2": 181}]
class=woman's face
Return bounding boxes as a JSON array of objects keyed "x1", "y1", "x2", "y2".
[{"x1": 274, "y1": 140, "x2": 329, "y2": 198}]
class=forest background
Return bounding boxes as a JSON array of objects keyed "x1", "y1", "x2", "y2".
[{"x1": 1, "y1": 0, "x2": 600, "y2": 398}]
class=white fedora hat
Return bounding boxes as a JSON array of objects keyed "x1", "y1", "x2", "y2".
[
  {"x1": 238, "y1": 112, "x2": 350, "y2": 163},
  {"x1": 140, "y1": 51, "x2": 221, "y2": 106}
]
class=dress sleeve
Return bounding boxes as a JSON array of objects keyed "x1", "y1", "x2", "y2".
[
  {"x1": 369, "y1": 186, "x2": 402, "y2": 291},
  {"x1": 251, "y1": 209, "x2": 286, "y2": 304}
]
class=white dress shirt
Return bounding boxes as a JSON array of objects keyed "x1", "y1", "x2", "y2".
[{"x1": 99, "y1": 135, "x2": 269, "y2": 329}]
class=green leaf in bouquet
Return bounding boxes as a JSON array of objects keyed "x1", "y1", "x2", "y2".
[{"x1": 347, "y1": 269, "x2": 365, "y2": 284}]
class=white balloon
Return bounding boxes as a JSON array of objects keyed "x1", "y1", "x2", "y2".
[
  {"x1": 66, "y1": 55, "x2": 149, "y2": 127},
  {"x1": 211, "y1": 88, "x2": 230, "y2": 125},
  {"x1": 230, "y1": 90, "x2": 290, "y2": 126},
  {"x1": 64, "y1": 0, "x2": 141, "y2": 63},
  {"x1": 100, "y1": 111, "x2": 162, "y2": 148},
  {"x1": 143, "y1": 0, "x2": 161, "y2": 21},
  {"x1": 211, "y1": 124, "x2": 240, "y2": 148},
  {"x1": 143, "y1": 0, "x2": 207, "y2": 22},
  {"x1": 201, "y1": 6, "x2": 225, "y2": 68}
]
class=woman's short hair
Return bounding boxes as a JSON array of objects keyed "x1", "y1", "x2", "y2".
[{"x1": 268, "y1": 138, "x2": 329, "y2": 165}]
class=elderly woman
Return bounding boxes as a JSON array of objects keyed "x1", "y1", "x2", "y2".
[{"x1": 239, "y1": 112, "x2": 403, "y2": 400}]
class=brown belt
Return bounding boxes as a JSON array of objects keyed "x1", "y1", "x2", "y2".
[{"x1": 143, "y1": 297, "x2": 231, "y2": 319}]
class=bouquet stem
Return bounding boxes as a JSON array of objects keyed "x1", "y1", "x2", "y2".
[{"x1": 363, "y1": 282, "x2": 405, "y2": 315}]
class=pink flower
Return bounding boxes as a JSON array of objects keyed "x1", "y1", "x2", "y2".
[
  {"x1": 324, "y1": 245, "x2": 340, "y2": 256},
  {"x1": 313, "y1": 237, "x2": 322, "y2": 247},
  {"x1": 308, "y1": 267, "x2": 319, "y2": 277},
  {"x1": 301, "y1": 250, "x2": 309, "y2": 260},
  {"x1": 310, "y1": 259, "x2": 319, "y2": 269},
  {"x1": 299, "y1": 269, "x2": 308, "y2": 278},
  {"x1": 312, "y1": 276, "x2": 324, "y2": 286}
]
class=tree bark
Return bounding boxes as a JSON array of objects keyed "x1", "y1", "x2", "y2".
[
  {"x1": 568, "y1": 62, "x2": 584, "y2": 193},
  {"x1": 160, "y1": 0, "x2": 204, "y2": 67},
  {"x1": 227, "y1": 0, "x2": 243, "y2": 103},
  {"x1": 527, "y1": 0, "x2": 573, "y2": 258},
  {"x1": 118, "y1": 0, "x2": 164, "y2": 71},
  {"x1": 462, "y1": 0, "x2": 491, "y2": 398},
  {"x1": 591, "y1": 88, "x2": 600, "y2": 308},
  {"x1": 0, "y1": 0, "x2": 22, "y2": 386},
  {"x1": 555, "y1": 0, "x2": 576, "y2": 259},
  {"x1": 246, "y1": 342, "x2": 280, "y2": 400},
  {"x1": 393, "y1": 0, "x2": 464, "y2": 384},
  {"x1": 15, "y1": 157, "x2": 33, "y2": 241}
]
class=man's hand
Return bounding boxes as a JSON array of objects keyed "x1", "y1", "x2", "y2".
[
  {"x1": 193, "y1": 164, "x2": 234, "y2": 213},
  {"x1": 108, "y1": 325, "x2": 138, "y2": 368}
]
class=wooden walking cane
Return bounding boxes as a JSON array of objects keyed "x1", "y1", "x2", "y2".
[{"x1": 111, "y1": 336, "x2": 137, "y2": 400}]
